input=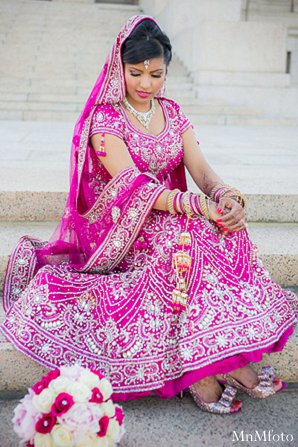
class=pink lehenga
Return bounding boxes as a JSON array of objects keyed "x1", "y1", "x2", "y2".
[{"x1": 1, "y1": 15, "x2": 297, "y2": 402}]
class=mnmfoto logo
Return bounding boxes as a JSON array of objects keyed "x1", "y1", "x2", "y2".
[{"x1": 232, "y1": 430, "x2": 294, "y2": 443}]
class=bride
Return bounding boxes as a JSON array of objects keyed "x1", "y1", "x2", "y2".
[{"x1": 1, "y1": 15, "x2": 297, "y2": 415}]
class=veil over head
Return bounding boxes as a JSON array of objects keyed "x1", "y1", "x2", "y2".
[{"x1": 3, "y1": 15, "x2": 187, "y2": 311}]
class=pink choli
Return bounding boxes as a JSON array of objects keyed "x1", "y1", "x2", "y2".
[{"x1": 89, "y1": 98, "x2": 193, "y2": 181}]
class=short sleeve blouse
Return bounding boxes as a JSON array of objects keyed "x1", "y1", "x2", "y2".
[{"x1": 90, "y1": 104, "x2": 124, "y2": 139}]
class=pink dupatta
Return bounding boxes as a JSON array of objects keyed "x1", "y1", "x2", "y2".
[{"x1": 3, "y1": 15, "x2": 187, "y2": 312}]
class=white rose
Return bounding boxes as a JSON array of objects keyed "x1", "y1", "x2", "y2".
[
  {"x1": 74, "y1": 433, "x2": 105, "y2": 447},
  {"x1": 99, "y1": 379, "x2": 113, "y2": 400},
  {"x1": 78, "y1": 369, "x2": 101, "y2": 390},
  {"x1": 32, "y1": 388, "x2": 55, "y2": 413},
  {"x1": 66, "y1": 381, "x2": 92, "y2": 403},
  {"x1": 107, "y1": 418, "x2": 120, "y2": 442},
  {"x1": 51, "y1": 425, "x2": 74, "y2": 447},
  {"x1": 94, "y1": 438, "x2": 110, "y2": 447},
  {"x1": 49, "y1": 376, "x2": 72, "y2": 395},
  {"x1": 34, "y1": 433, "x2": 54, "y2": 447},
  {"x1": 101, "y1": 401, "x2": 115, "y2": 417}
]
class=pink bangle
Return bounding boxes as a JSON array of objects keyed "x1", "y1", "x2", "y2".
[
  {"x1": 172, "y1": 193, "x2": 178, "y2": 214},
  {"x1": 177, "y1": 192, "x2": 184, "y2": 213},
  {"x1": 189, "y1": 193, "x2": 196, "y2": 215},
  {"x1": 194, "y1": 194, "x2": 202, "y2": 216}
]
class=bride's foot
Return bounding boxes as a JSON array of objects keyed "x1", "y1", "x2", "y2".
[
  {"x1": 188, "y1": 376, "x2": 242, "y2": 414},
  {"x1": 191, "y1": 376, "x2": 224, "y2": 403},
  {"x1": 218, "y1": 364, "x2": 283, "y2": 392},
  {"x1": 216, "y1": 365, "x2": 285, "y2": 399}
]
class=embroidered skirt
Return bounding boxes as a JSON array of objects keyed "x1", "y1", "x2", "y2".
[{"x1": 1, "y1": 211, "x2": 297, "y2": 401}]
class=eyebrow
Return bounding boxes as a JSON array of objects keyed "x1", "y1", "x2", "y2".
[{"x1": 128, "y1": 67, "x2": 164, "y2": 73}]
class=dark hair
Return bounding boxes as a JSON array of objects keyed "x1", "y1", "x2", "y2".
[{"x1": 121, "y1": 19, "x2": 172, "y2": 67}]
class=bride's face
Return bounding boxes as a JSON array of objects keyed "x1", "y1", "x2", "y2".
[{"x1": 123, "y1": 56, "x2": 166, "y2": 107}]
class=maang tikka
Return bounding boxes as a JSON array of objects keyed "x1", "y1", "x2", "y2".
[{"x1": 144, "y1": 59, "x2": 150, "y2": 69}]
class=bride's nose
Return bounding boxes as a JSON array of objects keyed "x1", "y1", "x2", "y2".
[{"x1": 139, "y1": 75, "x2": 151, "y2": 90}]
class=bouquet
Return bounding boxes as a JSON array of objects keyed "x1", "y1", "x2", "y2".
[{"x1": 12, "y1": 365, "x2": 125, "y2": 447}]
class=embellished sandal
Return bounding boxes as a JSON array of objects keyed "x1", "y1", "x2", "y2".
[
  {"x1": 187, "y1": 384, "x2": 242, "y2": 415},
  {"x1": 217, "y1": 365, "x2": 286, "y2": 400}
]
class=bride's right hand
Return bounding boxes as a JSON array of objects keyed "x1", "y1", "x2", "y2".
[{"x1": 207, "y1": 200, "x2": 226, "y2": 222}]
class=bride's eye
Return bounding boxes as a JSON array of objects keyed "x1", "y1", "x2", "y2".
[{"x1": 130, "y1": 73, "x2": 140, "y2": 77}]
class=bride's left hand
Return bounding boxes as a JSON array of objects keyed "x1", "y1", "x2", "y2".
[{"x1": 215, "y1": 197, "x2": 247, "y2": 234}]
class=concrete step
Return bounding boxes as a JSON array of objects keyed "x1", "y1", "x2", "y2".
[
  {"x1": 1, "y1": 190, "x2": 297, "y2": 223},
  {"x1": 3, "y1": 110, "x2": 298, "y2": 126},
  {"x1": 0, "y1": 121, "x2": 297, "y2": 222},
  {"x1": 195, "y1": 71, "x2": 291, "y2": 88},
  {"x1": 0, "y1": 288, "x2": 297, "y2": 392},
  {"x1": 0, "y1": 221, "x2": 297, "y2": 287},
  {"x1": 196, "y1": 85, "x2": 298, "y2": 121},
  {"x1": 1, "y1": 101, "x2": 298, "y2": 126},
  {"x1": 188, "y1": 114, "x2": 298, "y2": 127},
  {"x1": 1, "y1": 389, "x2": 298, "y2": 447}
]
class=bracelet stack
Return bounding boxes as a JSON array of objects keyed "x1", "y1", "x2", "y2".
[
  {"x1": 166, "y1": 190, "x2": 211, "y2": 220},
  {"x1": 210, "y1": 183, "x2": 247, "y2": 209}
]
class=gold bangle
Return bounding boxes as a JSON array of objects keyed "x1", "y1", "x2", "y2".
[
  {"x1": 199, "y1": 194, "x2": 210, "y2": 219},
  {"x1": 181, "y1": 192, "x2": 193, "y2": 216},
  {"x1": 209, "y1": 182, "x2": 226, "y2": 200},
  {"x1": 223, "y1": 192, "x2": 248, "y2": 209},
  {"x1": 166, "y1": 188, "x2": 180, "y2": 214}
]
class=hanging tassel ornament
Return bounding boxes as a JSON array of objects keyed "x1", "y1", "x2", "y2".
[
  {"x1": 95, "y1": 132, "x2": 106, "y2": 157},
  {"x1": 171, "y1": 214, "x2": 192, "y2": 314}
]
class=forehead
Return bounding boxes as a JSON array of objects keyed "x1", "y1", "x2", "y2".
[{"x1": 125, "y1": 57, "x2": 165, "y2": 71}]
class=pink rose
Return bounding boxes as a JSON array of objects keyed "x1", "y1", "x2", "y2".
[
  {"x1": 32, "y1": 378, "x2": 49, "y2": 395},
  {"x1": 43, "y1": 369, "x2": 60, "y2": 384},
  {"x1": 58, "y1": 402, "x2": 103, "y2": 434},
  {"x1": 13, "y1": 390, "x2": 41, "y2": 443},
  {"x1": 90, "y1": 387, "x2": 104, "y2": 404},
  {"x1": 51, "y1": 393, "x2": 74, "y2": 416},
  {"x1": 35, "y1": 412, "x2": 57, "y2": 434},
  {"x1": 91, "y1": 369, "x2": 105, "y2": 380},
  {"x1": 33, "y1": 369, "x2": 61, "y2": 395},
  {"x1": 97, "y1": 415, "x2": 109, "y2": 438},
  {"x1": 115, "y1": 406, "x2": 124, "y2": 426}
]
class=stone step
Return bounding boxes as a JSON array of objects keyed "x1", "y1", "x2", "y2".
[
  {"x1": 0, "y1": 121, "x2": 296, "y2": 222},
  {"x1": 0, "y1": 98, "x2": 261, "y2": 114},
  {"x1": 188, "y1": 114, "x2": 298, "y2": 127},
  {"x1": 0, "y1": 288, "x2": 297, "y2": 392},
  {"x1": 195, "y1": 71, "x2": 291, "y2": 88},
  {"x1": 1, "y1": 387, "x2": 298, "y2": 447},
  {"x1": 196, "y1": 85, "x2": 298, "y2": 121},
  {"x1": 1, "y1": 191, "x2": 297, "y2": 223},
  {"x1": 1, "y1": 102, "x2": 298, "y2": 126},
  {"x1": 2, "y1": 110, "x2": 297, "y2": 126},
  {"x1": 0, "y1": 221, "x2": 297, "y2": 287}
]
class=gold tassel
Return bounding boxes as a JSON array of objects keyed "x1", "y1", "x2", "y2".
[
  {"x1": 171, "y1": 215, "x2": 192, "y2": 314},
  {"x1": 95, "y1": 132, "x2": 106, "y2": 157},
  {"x1": 179, "y1": 232, "x2": 191, "y2": 246}
]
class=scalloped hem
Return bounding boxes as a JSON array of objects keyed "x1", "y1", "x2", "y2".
[{"x1": 112, "y1": 325, "x2": 294, "y2": 402}]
